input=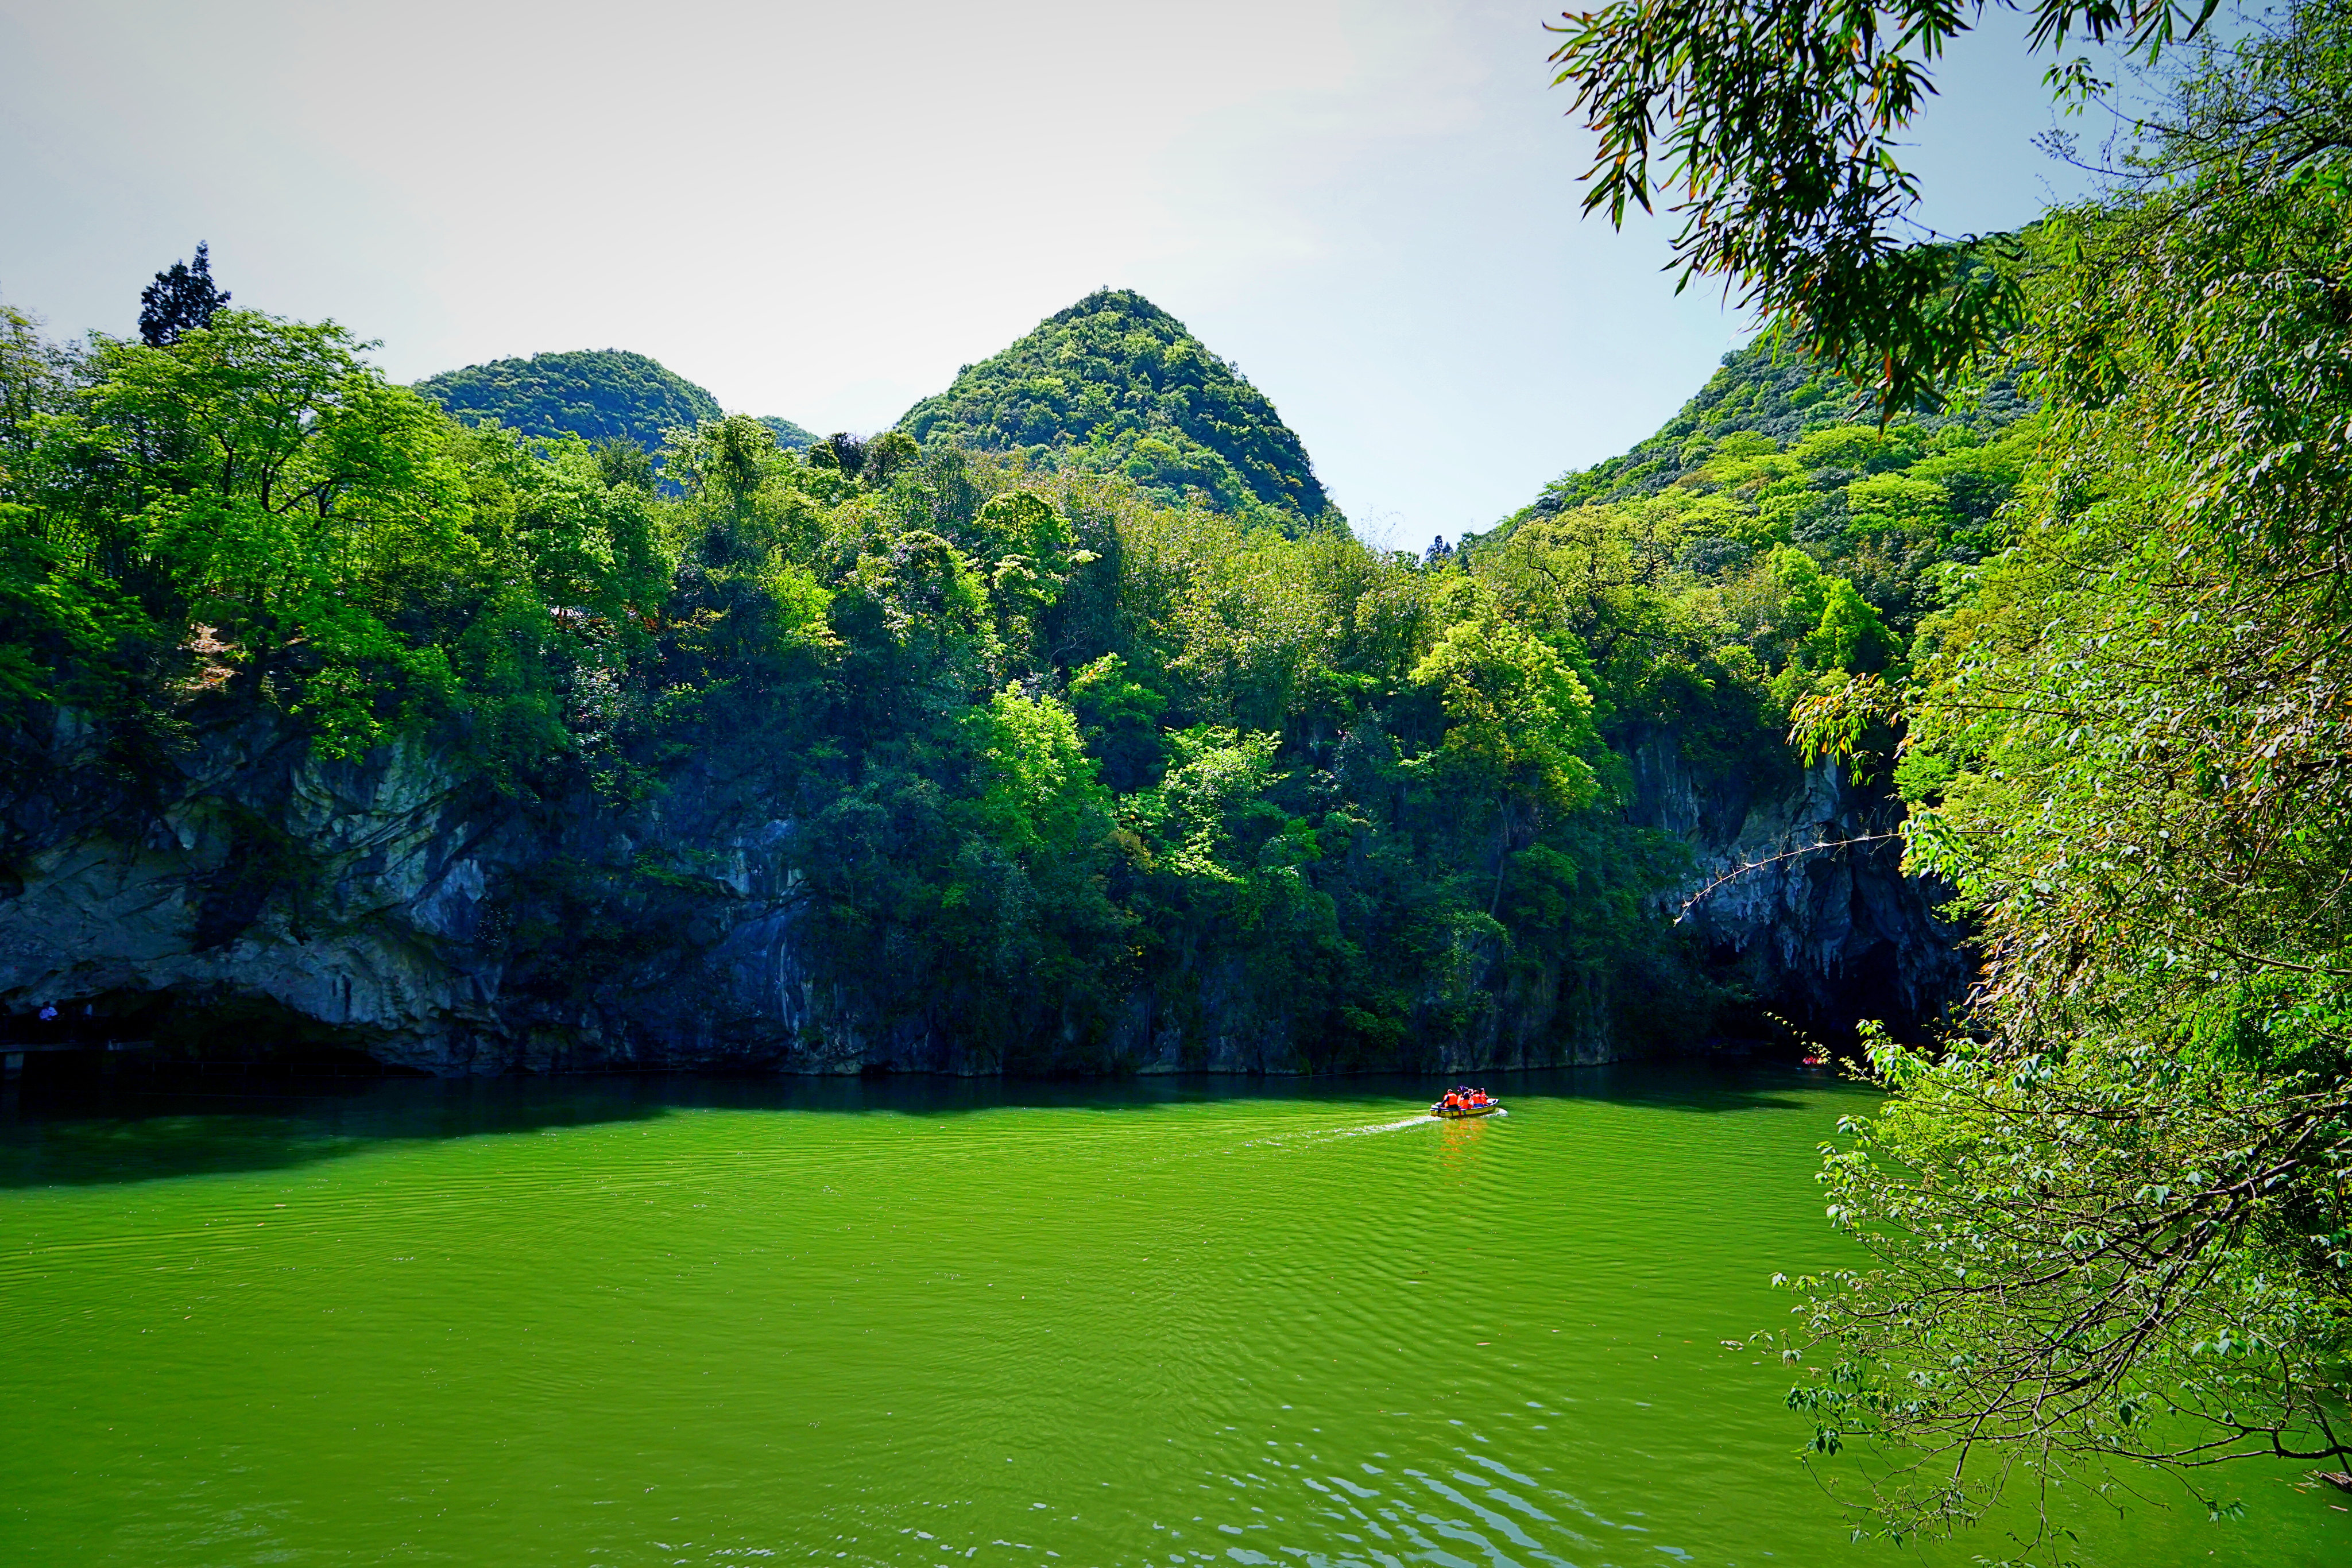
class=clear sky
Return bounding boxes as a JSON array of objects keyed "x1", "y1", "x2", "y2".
[{"x1": 0, "y1": 0, "x2": 2094, "y2": 548}]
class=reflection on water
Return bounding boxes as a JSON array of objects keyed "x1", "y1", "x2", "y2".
[{"x1": 0, "y1": 1065, "x2": 2339, "y2": 1567}]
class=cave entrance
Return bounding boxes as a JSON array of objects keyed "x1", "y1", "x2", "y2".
[{"x1": 2, "y1": 989, "x2": 419, "y2": 1083}]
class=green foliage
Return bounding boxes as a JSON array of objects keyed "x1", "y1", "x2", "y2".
[
  {"x1": 1067, "y1": 651, "x2": 1167, "y2": 791},
  {"x1": 898, "y1": 289, "x2": 1336, "y2": 530},
  {"x1": 1126, "y1": 723, "x2": 1286, "y2": 884},
  {"x1": 958, "y1": 686, "x2": 1111, "y2": 858},
  {"x1": 1481, "y1": 332, "x2": 2036, "y2": 753},
  {"x1": 1546, "y1": 0, "x2": 2215, "y2": 413},
  {"x1": 1765, "y1": 0, "x2": 2352, "y2": 1543},
  {"x1": 416, "y1": 349, "x2": 721, "y2": 450},
  {"x1": 1840, "y1": 471, "x2": 1949, "y2": 543},
  {"x1": 755, "y1": 415, "x2": 817, "y2": 451},
  {"x1": 55, "y1": 313, "x2": 490, "y2": 757},
  {"x1": 1410, "y1": 609, "x2": 1598, "y2": 815},
  {"x1": 1523, "y1": 338, "x2": 2034, "y2": 518}
]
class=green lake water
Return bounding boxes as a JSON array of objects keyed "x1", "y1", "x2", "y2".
[{"x1": 2, "y1": 1067, "x2": 2343, "y2": 1566}]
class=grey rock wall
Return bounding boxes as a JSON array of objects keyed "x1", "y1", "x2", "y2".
[
  {"x1": 1624, "y1": 724, "x2": 1971, "y2": 1039},
  {"x1": 2, "y1": 712, "x2": 1966, "y2": 1075}
]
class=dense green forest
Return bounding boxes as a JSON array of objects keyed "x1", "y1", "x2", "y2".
[
  {"x1": 0, "y1": 274, "x2": 1944, "y2": 1074},
  {"x1": 1515, "y1": 342, "x2": 2033, "y2": 514},
  {"x1": 413, "y1": 347, "x2": 815, "y2": 453},
  {"x1": 1472, "y1": 334, "x2": 2040, "y2": 726},
  {"x1": 900, "y1": 289, "x2": 1335, "y2": 529}
]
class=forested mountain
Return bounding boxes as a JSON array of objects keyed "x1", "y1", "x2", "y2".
[
  {"x1": 0, "y1": 287, "x2": 1938, "y2": 1082},
  {"x1": 1515, "y1": 334, "x2": 2033, "y2": 516},
  {"x1": 415, "y1": 349, "x2": 815, "y2": 452},
  {"x1": 898, "y1": 289, "x2": 1334, "y2": 529},
  {"x1": 1455, "y1": 334, "x2": 2039, "y2": 737}
]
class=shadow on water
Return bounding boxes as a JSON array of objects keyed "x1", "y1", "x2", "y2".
[
  {"x1": 0, "y1": 1057, "x2": 1842, "y2": 1190},
  {"x1": 0, "y1": 1074, "x2": 678, "y2": 1189}
]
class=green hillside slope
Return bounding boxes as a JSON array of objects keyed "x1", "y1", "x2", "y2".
[
  {"x1": 898, "y1": 289, "x2": 1334, "y2": 528},
  {"x1": 415, "y1": 350, "x2": 815, "y2": 452},
  {"x1": 756, "y1": 414, "x2": 817, "y2": 451},
  {"x1": 1464, "y1": 338, "x2": 2041, "y2": 689},
  {"x1": 1521, "y1": 337, "x2": 2033, "y2": 517}
]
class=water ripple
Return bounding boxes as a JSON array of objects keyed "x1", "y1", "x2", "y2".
[{"x1": 0, "y1": 1071, "x2": 2339, "y2": 1566}]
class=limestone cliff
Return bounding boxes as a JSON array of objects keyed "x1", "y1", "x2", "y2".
[
  {"x1": 1624, "y1": 724, "x2": 1971, "y2": 1042},
  {"x1": 1, "y1": 712, "x2": 1966, "y2": 1075}
]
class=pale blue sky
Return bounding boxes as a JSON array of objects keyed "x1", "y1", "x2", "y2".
[{"x1": 1, "y1": 1, "x2": 2102, "y2": 548}]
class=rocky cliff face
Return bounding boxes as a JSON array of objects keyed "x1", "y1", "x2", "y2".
[
  {"x1": 1623, "y1": 724, "x2": 1971, "y2": 1042},
  {"x1": 3, "y1": 709, "x2": 850, "y2": 1076},
  {"x1": 1, "y1": 713, "x2": 1966, "y2": 1075}
]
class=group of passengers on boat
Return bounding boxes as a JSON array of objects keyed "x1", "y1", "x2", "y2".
[{"x1": 1435, "y1": 1086, "x2": 1495, "y2": 1113}]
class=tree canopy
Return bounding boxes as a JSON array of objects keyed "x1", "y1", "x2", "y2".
[
  {"x1": 1548, "y1": 0, "x2": 2219, "y2": 413},
  {"x1": 1544, "y1": 0, "x2": 2352, "y2": 1539}
]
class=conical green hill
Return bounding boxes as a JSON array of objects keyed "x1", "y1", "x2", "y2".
[{"x1": 898, "y1": 289, "x2": 1334, "y2": 528}]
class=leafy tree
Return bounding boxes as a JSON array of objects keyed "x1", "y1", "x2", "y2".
[
  {"x1": 1411, "y1": 610, "x2": 1599, "y2": 815},
  {"x1": 1067, "y1": 651, "x2": 1167, "y2": 791},
  {"x1": 1773, "y1": 0, "x2": 2352, "y2": 1539},
  {"x1": 958, "y1": 685, "x2": 1113, "y2": 861},
  {"x1": 593, "y1": 437, "x2": 655, "y2": 494},
  {"x1": 72, "y1": 312, "x2": 483, "y2": 756},
  {"x1": 137, "y1": 242, "x2": 230, "y2": 347},
  {"x1": 471, "y1": 432, "x2": 670, "y2": 621},
  {"x1": 810, "y1": 432, "x2": 866, "y2": 477},
  {"x1": 1125, "y1": 723, "x2": 1286, "y2": 884},
  {"x1": 1546, "y1": 0, "x2": 2216, "y2": 412},
  {"x1": 863, "y1": 430, "x2": 919, "y2": 485}
]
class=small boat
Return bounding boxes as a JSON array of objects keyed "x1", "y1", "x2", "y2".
[{"x1": 1429, "y1": 1087, "x2": 1503, "y2": 1118}]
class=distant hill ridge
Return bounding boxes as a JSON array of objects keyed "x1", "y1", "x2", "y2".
[
  {"x1": 413, "y1": 349, "x2": 814, "y2": 452},
  {"x1": 897, "y1": 289, "x2": 1334, "y2": 528},
  {"x1": 1515, "y1": 336, "x2": 2032, "y2": 522},
  {"x1": 414, "y1": 297, "x2": 1330, "y2": 527}
]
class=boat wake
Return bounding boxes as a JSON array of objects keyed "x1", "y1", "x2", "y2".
[
  {"x1": 1343, "y1": 1114, "x2": 1446, "y2": 1136},
  {"x1": 1221, "y1": 1108, "x2": 1505, "y2": 1158},
  {"x1": 1340, "y1": 1108, "x2": 1513, "y2": 1137}
]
